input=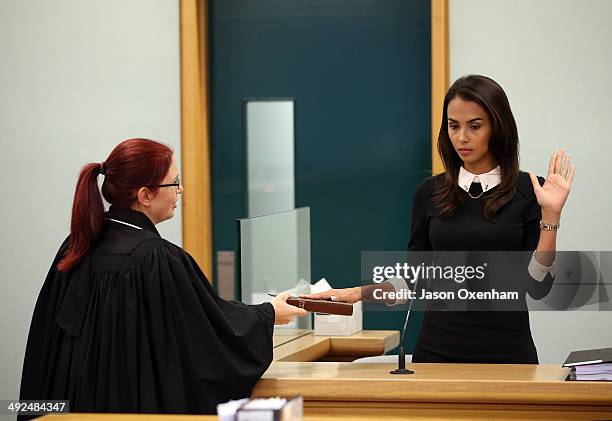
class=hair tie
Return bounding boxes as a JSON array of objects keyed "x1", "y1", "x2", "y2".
[{"x1": 100, "y1": 162, "x2": 106, "y2": 175}]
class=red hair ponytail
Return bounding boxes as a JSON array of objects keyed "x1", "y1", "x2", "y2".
[
  {"x1": 57, "y1": 138, "x2": 173, "y2": 271},
  {"x1": 57, "y1": 163, "x2": 105, "y2": 271}
]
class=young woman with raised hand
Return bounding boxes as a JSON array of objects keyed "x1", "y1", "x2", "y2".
[{"x1": 303, "y1": 75, "x2": 574, "y2": 364}]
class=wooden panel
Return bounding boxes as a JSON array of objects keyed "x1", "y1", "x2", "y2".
[
  {"x1": 40, "y1": 416, "x2": 216, "y2": 421},
  {"x1": 38, "y1": 404, "x2": 612, "y2": 420},
  {"x1": 272, "y1": 331, "x2": 400, "y2": 362},
  {"x1": 254, "y1": 362, "x2": 612, "y2": 406},
  {"x1": 38, "y1": 357, "x2": 612, "y2": 419},
  {"x1": 431, "y1": 0, "x2": 449, "y2": 175},
  {"x1": 273, "y1": 336, "x2": 331, "y2": 362},
  {"x1": 303, "y1": 402, "x2": 612, "y2": 420},
  {"x1": 180, "y1": 0, "x2": 213, "y2": 278},
  {"x1": 327, "y1": 330, "x2": 400, "y2": 357}
]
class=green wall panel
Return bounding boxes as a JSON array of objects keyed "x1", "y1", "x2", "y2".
[{"x1": 210, "y1": 0, "x2": 431, "y2": 352}]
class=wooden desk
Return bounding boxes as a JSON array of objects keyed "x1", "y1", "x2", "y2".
[
  {"x1": 273, "y1": 330, "x2": 400, "y2": 362},
  {"x1": 252, "y1": 362, "x2": 612, "y2": 420},
  {"x1": 37, "y1": 364, "x2": 612, "y2": 421},
  {"x1": 38, "y1": 331, "x2": 398, "y2": 420},
  {"x1": 38, "y1": 331, "x2": 612, "y2": 420}
]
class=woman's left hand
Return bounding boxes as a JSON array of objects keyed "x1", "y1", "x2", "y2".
[{"x1": 529, "y1": 148, "x2": 575, "y2": 220}]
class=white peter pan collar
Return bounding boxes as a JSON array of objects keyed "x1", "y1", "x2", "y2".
[{"x1": 458, "y1": 165, "x2": 501, "y2": 193}]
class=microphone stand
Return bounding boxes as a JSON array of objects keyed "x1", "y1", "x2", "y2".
[{"x1": 390, "y1": 276, "x2": 418, "y2": 375}]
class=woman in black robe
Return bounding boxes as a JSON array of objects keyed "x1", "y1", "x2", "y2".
[{"x1": 19, "y1": 138, "x2": 306, "y2": 417}]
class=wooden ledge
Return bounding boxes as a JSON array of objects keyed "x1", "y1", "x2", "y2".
[
  {"x1": 254, "y1": 362, "x2": 612, "y2": 407},
  {"x1": 273, "y1": 330, "x2": 400, "y2": 362}
]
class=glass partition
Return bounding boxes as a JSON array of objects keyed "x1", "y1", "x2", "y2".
[
  {"x1": 238, "y1": 207, "x2": 312, "y2": 330},
  {"x1": 245, "y1": 99, "x2": 295, "y2": 217}
]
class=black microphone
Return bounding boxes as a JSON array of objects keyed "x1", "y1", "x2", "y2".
[{"x1": 390, "y1": 276, "x2": 418, "y2": 375}]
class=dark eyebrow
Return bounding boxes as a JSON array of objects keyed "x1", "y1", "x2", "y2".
[{"x1": 447, "y1": 118, "x2": 483, "y2": 123}]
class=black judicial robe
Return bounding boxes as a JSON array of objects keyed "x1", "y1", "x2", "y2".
[{"x1": 19, "y1": 207, "x2": 274, "y2": 417}]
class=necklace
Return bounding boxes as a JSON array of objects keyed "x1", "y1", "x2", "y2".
[{"x1": 465, "y1": 183, "x2": 488, "y2": 200}]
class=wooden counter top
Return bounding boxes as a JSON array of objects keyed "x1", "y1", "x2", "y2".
[
  {"x1": 254, "y1": 362, "x2": 612, "y2": 406},
  {"x1": 38, "y1": 331, "x2": 612, "y2": 420}
]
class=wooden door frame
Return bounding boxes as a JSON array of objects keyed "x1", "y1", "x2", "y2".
[
  {"x1": 179, "y1": 0, "x2": 212, "y2": 277},
  {"x1": 432, "y1": 0, "x2": 449, "y2": 175}
]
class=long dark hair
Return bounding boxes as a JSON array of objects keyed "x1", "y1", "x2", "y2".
[
  {"x1": 433, "y1": 75, "x2": 520, "y2": 222},
  {"x1": 57, "y1": 138, "x2": 173, "y2": 271}
]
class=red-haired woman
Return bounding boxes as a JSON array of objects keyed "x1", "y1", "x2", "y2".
[{"x1": 19, "y1": 138, "x2": 306, "y2": 417}]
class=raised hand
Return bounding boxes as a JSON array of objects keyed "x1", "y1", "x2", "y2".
[{"x1": 529, "y1": 148, "x2": 575, "y2": 221}]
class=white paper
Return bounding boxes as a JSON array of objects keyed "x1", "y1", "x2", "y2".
[
  {"x1": 217, "y1": 398, "x2": 249, "y2": 421},
  {"x1": 310, "y1": 278, "x2": 332, "y2": 294}
]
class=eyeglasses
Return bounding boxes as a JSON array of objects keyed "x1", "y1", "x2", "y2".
[{"x1": 158, "y1": 175, "x2": 181, "y2": 189}]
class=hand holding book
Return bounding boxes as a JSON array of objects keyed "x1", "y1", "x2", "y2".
[{"x1": 269, "y1": 293, "x2": 354, "y2": 316}]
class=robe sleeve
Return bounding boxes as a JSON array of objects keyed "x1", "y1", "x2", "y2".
[{"x1": 131, "y1": 238, "x2": 274, "y2": 413}]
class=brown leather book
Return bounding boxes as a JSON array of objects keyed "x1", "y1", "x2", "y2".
[{"x1": 286, "y1": 296, "x2": 353, "y2": 316}]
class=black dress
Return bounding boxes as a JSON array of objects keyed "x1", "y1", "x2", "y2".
[
  {"x1": 19, "y1": 206, "x2": 274, "y2": 417},
  {"x1": 409, "y1": 171, "x2": 554, "y2": 364}
]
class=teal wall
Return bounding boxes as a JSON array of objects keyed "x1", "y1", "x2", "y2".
[{"x1": 210, "y1": 0, "x2": 431, "y2": 352}]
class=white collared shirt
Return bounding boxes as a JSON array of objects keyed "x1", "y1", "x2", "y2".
[{"x1": 458, "y1": 165, "x2": 501, "y2": 193}]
